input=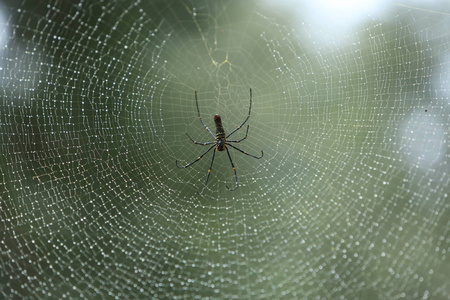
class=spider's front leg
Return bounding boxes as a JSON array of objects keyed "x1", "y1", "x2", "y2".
[
  {"x1": 200, "y1": 148, "x2": 216, "y2": 194},
  {"x1": 176, "y1": 145, "x2": 215, "y2": 168},
  {"x1": 225, "y1": 147, "x2": 238, "y2": 191}
]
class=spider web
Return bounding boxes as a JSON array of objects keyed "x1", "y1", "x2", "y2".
[{"x1": 1, "y1": 0, "x2": 449, "y2": 298}]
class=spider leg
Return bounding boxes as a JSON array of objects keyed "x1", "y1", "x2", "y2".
[
  {"x1": 225, "y1": 147, "x2": 238, "y2": 191},
  {"x1": 226, "y1": 125, "x2": 249, "y2": 143},
  {"x1": 185, "y1": 133, "x2": 215, "y2": 146},
  {"x1": 226, "y1": 88, "x2": 252, "y2": 138},
  {"x1": 176, "y1": 145, "x2": 215, "y2": 168},
  {"x1": 200, "y1": 148, "x2": 216, "y2": 194},
  {"x1": 195, "y1": 91, "x2": 216, "y2": 139},
  {"x1": 226, "y1": 143, "x2": 263, "y2": 159}
]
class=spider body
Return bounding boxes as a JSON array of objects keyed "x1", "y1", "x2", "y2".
[
  {"x1": 214, "y1": 115, "x2": 226, "y2": 151},
  {"x1": 176, "y1": 89, "x2": 263, "y2": 194}
]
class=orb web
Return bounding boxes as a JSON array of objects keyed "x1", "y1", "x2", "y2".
[{"x1": 0, "y1": 0, "x2": 448, "y2": 299}]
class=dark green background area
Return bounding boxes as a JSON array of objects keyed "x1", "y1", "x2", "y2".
[{"x1": 1, "y1": 0, "x2": 448, "y2": 299}]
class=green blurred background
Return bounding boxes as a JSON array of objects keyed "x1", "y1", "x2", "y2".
[{"x1": 1, "y1": 0, "x2": 449, "y2": 299}]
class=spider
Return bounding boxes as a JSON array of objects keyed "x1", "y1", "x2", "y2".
[{"x1": 176, "y1": 88, "x2": 263, "y2": 194}]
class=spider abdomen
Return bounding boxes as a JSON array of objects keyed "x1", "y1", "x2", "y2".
[{"x1": 214, "y1": 114, "x2": 225, "y2": 135}]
